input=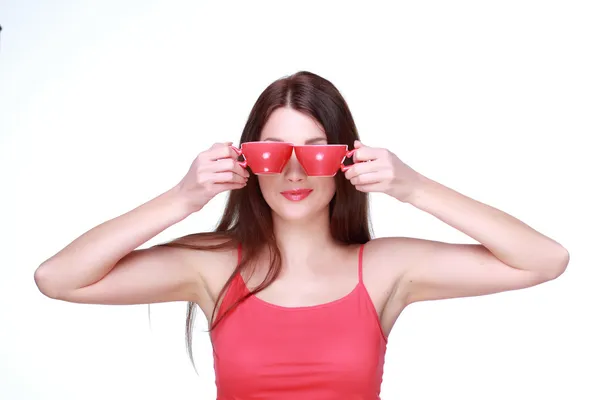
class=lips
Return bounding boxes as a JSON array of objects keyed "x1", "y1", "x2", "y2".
[{"x1": 280, "y1": 188, "x2": 313, "y2": 201}]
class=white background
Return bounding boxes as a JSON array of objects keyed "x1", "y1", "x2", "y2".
[{"x1": 1, "y1": 1, "x2": 598, "y2": 399}]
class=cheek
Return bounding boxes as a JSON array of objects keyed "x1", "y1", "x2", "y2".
[
  {"x1": 322, "y1": 178, "x2": 337, "y2": 195},
  {"x1": 312, "y1": 178, "x2": 337, "y2": 202},
  {"x1": 257, "y1": 176, "x2": 278, "y2": 200}
]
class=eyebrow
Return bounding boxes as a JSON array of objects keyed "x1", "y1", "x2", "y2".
[{"x1": 263, "y1": 136, "x2": 328, "y2": 144}]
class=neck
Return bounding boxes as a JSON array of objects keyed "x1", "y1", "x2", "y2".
[{"x1": 271, "y1": 209, "x2": 337, "y2": 274}]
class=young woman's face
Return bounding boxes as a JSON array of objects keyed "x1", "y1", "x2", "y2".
[{"x1": 257, "y1": 107, "x2": 337, "y2": 222}]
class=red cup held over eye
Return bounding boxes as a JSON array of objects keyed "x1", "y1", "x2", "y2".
[
  {"x1": 294, "y1": 145, "x2": 357, "y2": 177},
  {"x1": 230, "y1": 141, "x2": 294, "y2": 175}
]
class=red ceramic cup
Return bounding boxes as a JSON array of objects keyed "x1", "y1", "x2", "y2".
[
  {"x1": 231, "y1": 141, "x2": 294, "y2": 175},
  {"x1": 294, "y1": 145, "x2": 358, "y2": 177}
]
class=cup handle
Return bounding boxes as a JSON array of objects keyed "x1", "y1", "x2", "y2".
[
  {"x1": 340, "y1": 149, "x2": 358, "y2": 172},
  {"x1": 230, "y1": 145, "x2": 248, "y2": 168}
]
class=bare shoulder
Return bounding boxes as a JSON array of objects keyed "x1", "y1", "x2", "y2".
[
  {"x1": 166, "y1": 233, "x2": 239, "y2": 306},
  {"x1": 361, "y1": 236, "x2": 421, "y2": 281},
  {"x1": 361, "y1": 236, "x2": 465, "y2": 334},
  {"x1": 363, "y1": 236, "x2": 424, "y2": 263},
  {"x1": 361, "y1": 235, "x2": 485, "y2": 301},
  {"x1": 362, "y1": 235, "x2": 463, "y2": 285},
  {"x1": 356, "y1": 238, "x2": 421, "y2": 335},
  {"x1": 167, "y1": 233, "x2": 238, "y2": 264}
]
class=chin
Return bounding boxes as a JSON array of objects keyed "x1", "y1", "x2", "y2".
[{"x1": 272, "y1": 203, "x2": 325, "y2": 222}]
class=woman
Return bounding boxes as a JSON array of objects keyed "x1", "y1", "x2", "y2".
[{"x1": 34, "y1": 71, "x2": 569, "y2": 399}]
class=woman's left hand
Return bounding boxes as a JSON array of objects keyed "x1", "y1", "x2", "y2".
[{"x1": 343, "y1": 140, "x2": 423, "y2": 203}]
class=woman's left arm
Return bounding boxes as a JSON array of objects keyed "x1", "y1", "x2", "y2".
[{"x1": 344, "y1": 140, "x2": 569, "y2": 304}]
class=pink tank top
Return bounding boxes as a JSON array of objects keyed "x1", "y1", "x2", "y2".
[{"x1": 210, "y1": 244, "x2": 388, "y2": 399}]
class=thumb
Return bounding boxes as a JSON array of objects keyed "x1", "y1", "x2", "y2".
[{"x1": 354, "y1": 140, "x2": 364, "y2": 148}]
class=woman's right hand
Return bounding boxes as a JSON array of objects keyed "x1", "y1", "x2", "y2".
[{"x1": 176, "y1": 141, "x2": 249, "y2": 212}]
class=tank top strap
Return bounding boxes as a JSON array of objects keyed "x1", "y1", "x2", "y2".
[
  {"x1": 233, "y1": 242, "x2": 246, "y2": 291},
  {"x1": 235, "y1": 242, "x2": 247, "y2": 289},
  {"x1": 358, "y1": 243, "x2": 366, "y2": 284},
  {"x1": 214, "y1": 243, "x2": 245, "y2": 323}
]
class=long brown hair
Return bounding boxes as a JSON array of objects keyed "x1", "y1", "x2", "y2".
[{"x1": 156, "y1": 71, "x2": 372, "y2": 370}]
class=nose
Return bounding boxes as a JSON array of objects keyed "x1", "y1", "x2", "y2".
[{"x1": 283, "y1": 152, "x2": 307, "y2": 182}]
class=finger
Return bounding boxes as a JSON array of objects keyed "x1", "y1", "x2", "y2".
[
  {"x1": 211, "y1": 171, "x2": 248, "y2": 185},
  {"x1": 344, "y1": 159, "x2": 381, "y2": 180},
  {"x1": 353, "y1": 146, "x2": 382, "y2": 162},
  {"x1": 213, "y1": 182, "x2": 247, "y2": 194},
  {"x1": 209, "y1": 141, "x2": 233, "y2": 150},
  {"x1": 350, "y1": 172, "x2": 381, "y2": 186},
  {"x1": 211, "y1": 141, "x2": 233, "y2": 147},
  {"x1": 207, "y1": 143, "x2": 241, "y2": 161},
  {"x1": 354, "y1": 183, "x2": 379, "y2": 193},
  {"x1": 208, "y1": 158, "x2": 250, "y2": 178}
]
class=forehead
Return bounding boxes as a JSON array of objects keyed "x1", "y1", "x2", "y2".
[{"x1": 259, "y1": 107, "x2": 327, "y2": 144}]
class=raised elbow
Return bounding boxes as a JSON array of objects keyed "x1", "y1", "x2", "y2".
[
  {"x1": 545, "y1": 245, "x2": 570, "y2": 280},
  {"x1": 34, "y1": 263, "x2": 64, "y2": 299}
]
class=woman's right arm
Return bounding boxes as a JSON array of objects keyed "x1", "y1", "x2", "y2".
[{"x1": 33, "y1": 142, "x2": 249, "y2": 305}]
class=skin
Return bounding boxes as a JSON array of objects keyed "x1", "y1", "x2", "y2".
[{"x1": 33, "y1": 107, "x2": 569, "y2": 339}]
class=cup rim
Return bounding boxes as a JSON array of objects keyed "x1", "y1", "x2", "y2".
[
  {"x1": 294, "y1": 144, "x2": 347, "y2": 148},
  {"x1": 241, "y1": 141, "x2": 294, "y2": 146},
  {"x1": 241, "y1": 142, "x2": 348, "y2": 148}
]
